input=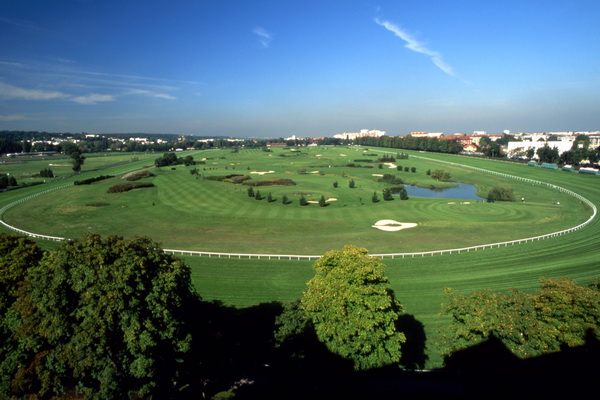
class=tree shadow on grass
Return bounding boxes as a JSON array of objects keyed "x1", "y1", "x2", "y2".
[{"x1": 443, "y1": 331, "x2": 600, "y2": 399}]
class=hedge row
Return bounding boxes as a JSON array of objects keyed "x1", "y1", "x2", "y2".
[
  {"x1": 242, "y1": 178, "x2": 296, "y2": 187},
  {"x1": 74, "y1": 175, "x2": 114, "y2": 185},
  {"x1": 107, "y1": 182, "x2": 155, "y2": 193},
  {"x1": 125, "y1": 171, "x2": 155, "y2": 181}
]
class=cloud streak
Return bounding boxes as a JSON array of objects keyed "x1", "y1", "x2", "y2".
[
  {"x1": 374, "y1": 18, "x2": 455, "y2": 77},
  {"x1": 253, "y1": 27, "x2": 272, "y2": 48},
  {"x1": 0, "y1": 82, "x2": 67, "y2": 100}
]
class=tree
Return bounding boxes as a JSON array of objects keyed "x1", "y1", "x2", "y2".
[
  {"x1": 487, "y1": 185, "x2": 515, "y2": 202},
  {"x1": 300, "y1": 245, "x2": 406, "y2": 370},
  {"x1": 536, "y1": 144, "x2": 560, "y2": 164},
  {"x1": 438, "y1": 277, "x2": 600, "y2": 360},
  {"x1": 255, "y1": 189, "x2": 263, "y2": 200},
  {"x1": 299, "y1": 195, "x2": 308, "y2": 206},
  {"x1": 398, "y1": 186, "x2": 409, "y2": 200},
  {"x1": 383, "y1": 188, "x2": 394, "y2": 201},
  {"x1": 318, "y1": 195, "x2": 328, "y2": 207},
  {"x1": 70, "y1": 151, "x2": 86, "y2": 172},
  {"x1": 40, "y1": 168, "x2": 54, "y2": 178},
  {"x1": 349, "y1": 179, "x2": 356, "y2": 188},
  {"x1": 282, "y1": 194, "x2": 290, "y2": 205},
  {"x1": 1, "y1": 234, "x2": 196, "y2": 399},
  {"x1": 372, "y1": 191, "x2": 380, "y2": 203},
  {"x1": 247, "y1": 187, "x2": 255, "y2": 198},
  {"x1": 431, "y1": 169, "x2": 451, "y2": 181},
  {"x1": 333, "y1": 181, "x2": 338, "y2": 188},
  {"x1": 411, "y1": 167, "x2": 416, "y2": 173}
]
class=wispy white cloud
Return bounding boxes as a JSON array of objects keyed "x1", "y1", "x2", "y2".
[
  {"x1": 0, "y1": 114, "x2": 25, "y2": 121},
  {"x1": 70, "y1": 93, "x2": 115, "y2": 104},
  {"x1": 126, "y1": 89, "x2": 176, "y2": 100},
  {"x1": 253, "y1": 27, "x2": 272, "y2": 48},
  {"x1": 0, "y1": 82, "x2": 67, "y2": 100},
  {"x1": 374, "y1": 18, "x2": 455, "y2": 77}
]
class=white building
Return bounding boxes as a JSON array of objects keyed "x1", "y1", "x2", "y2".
[
  {"x1": 506, "y1": 138, "x2": 575, "y2": 158},
  {"x1": 334, "y1": 129, "x2": 386, "y2": 140}
]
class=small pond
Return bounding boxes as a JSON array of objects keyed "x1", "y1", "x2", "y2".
[{"x1": 403, "y1": 182, "x2": 485, "y2": 200}]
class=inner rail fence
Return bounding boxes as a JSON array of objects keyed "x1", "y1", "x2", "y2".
[{"x1": 0, "y1": 156, "x2": 597, "y2": 260}]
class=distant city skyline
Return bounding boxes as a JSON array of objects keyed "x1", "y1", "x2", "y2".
[{"x1": 1, "y1": 1, "x2": 599, "y2": 137}]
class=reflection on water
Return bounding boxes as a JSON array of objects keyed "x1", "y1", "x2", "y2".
[{"x1": 402, "y1": 183, "x2": 484, "y2": 200}]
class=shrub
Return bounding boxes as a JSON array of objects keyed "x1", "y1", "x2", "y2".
[
  {"x1": 431, "y1": 169, "x2": 451, "y2": 181},
  {"x1": 40, "y1": 168, "x2": 54, "y2": 178},
  {"x1": 125, "y1": 171, "x2": 155, "y2": 181},
  {"x1": 247, "y1": 187, "x2": 255, "y2": 198},
  {"x1": 487, "y1": 185, "x2": 515, "y2": 202},
  {"x1": 333, "y1": 181, "x2": 338, "y2": 188},
  {"x1": 255, "y1": 190, "x2": 263, "y2": 200},
  {"x1": 74, "y1": 175, "x2": 114, "y2": 185},
  {"x1": 107, "y1": 182, "x2": 154, "y2": 193},
  {"x1": 299, "y1": 195, "x2": 308, "y2": 206},
  {"x1": 349, "y1": 179, "x2": 356, "y2": 188},
  {"x1": 282, "y1": 195, "x2": 290, "y2": 205},
  {"x1": 243, "y1": 178, "x2": 296, "y2": 187},
  {"x1": 411, "y1": 167, "x2": 416, "y2": 173},
  {"x1": 377, "y1": 174, "x2": 403, "y2": 185}
]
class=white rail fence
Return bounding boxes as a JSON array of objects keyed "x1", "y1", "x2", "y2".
[{"x1": 0, "y1": 158, "x2": 597, "y2": 260}]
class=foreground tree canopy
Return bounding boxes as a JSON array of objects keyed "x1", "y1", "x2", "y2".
[
  {"x1": 299, "y1": 245, "x2": 406, "y2": 370},
  {"x1": 438, "y1": 277, "x2": 600, "y2": 359},
  {"x1": 0, "y1": 233, "x2": 196, "y2": 399}
]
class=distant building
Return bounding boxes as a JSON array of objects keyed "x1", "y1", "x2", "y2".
[
  {"x1": 333, "y1": 129, "x2": 386, "y2": 140},
  {"x1": 409, "y1": 132, "x2": 443, "y2": 138}
]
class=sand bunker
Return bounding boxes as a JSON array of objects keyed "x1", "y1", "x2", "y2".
[
  {"x1": 307, "y1": 198, "x2": 337, "y2": 204},
  {"x1": 372, "y1": 219, "x2": 418, "y2": 232},
  {"x1": 384, "y1": 163, "x2": 397, "y2": 169},
  {"x1": 372, "y1": 173, "x2": 384, "y2": 177},
  {"x1": 250, "y1": 171, "x2": 275, "y2": 175}
]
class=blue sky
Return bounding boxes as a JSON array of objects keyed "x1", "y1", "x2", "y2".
[{"x1": 1, "y1": 1, "x2": 599, "y2": 137}]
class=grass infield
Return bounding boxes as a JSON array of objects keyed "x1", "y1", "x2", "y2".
[{"x1": 1, "y1": 147, "x2": 598, "y2": 367}]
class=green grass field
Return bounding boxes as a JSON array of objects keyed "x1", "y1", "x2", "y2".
[
  {"x1": 1, "y1": 147, "x2": 598, "y2": 368},
  {"x1": 1, "y1": 147, "x2": 591, "y2": 254}
]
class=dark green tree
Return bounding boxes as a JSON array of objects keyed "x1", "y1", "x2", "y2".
[
  {"x1": 70, "y1": 151, "x2": 86, "y2": 172},
  {"x1": 300, "y1": 245, "x2": 406, "y2": 370},
  {"x1": 411, "y1": 167, "x2": 416, "y2": 173},
  {"x1": 318, "y1": 195, "x2": 328, "y2": 207},
  {"x1": 255, "y1": 189, "x2": 263, "y2": 200},
  {"x1": 372, "y1": 191, "x2": 380, "y2": 203},
  {"x1": 299, "y1": 195, "x2": 308, "y2": 206},
  {"x1": 333, "y1": 181, "x2": 338, "y2": 188},
  {"x1": 349, "y1": 179, "x2": 356, "y2": 188},
  {"x1": 247, "y1": 187, "x2": 255, "y2": 198},
  {"x1": 282, "y1": 194, "x2": 290, "y2": 205},
  {"x1": 438, "y1": 277, "x2": 600, "y2": 360},
  {"x1": 431, "y1": 169, "x2": 451, "y2": 181},
  {"x1": 398, "y1": 186, "x2": 409, "y2": 200},
  {"x1": 1, "y1": 234, "x2": 195, "y2": 399},
  {"x1": 536, "y1": 145, "x2": 560, "y2": 164},
  {"x1": 487, "y1": 185, "x2": 515, "y2": 202},
  {"x1": 383, "y1": 188, "x2": 394, "y2": 201}
]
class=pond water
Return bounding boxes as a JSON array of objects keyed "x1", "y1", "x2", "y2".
[{"x1": 403, "y1": 182, "x2": 484, "y2": 200}]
